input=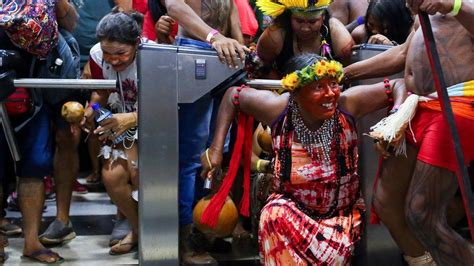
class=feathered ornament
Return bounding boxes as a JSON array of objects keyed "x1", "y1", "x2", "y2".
[
  {"x1": 256, "y1": 0, "x2": 333, "y2": 18},
  {"x1": 367, "y1": 94, "x2": 421, "y2": 156}
]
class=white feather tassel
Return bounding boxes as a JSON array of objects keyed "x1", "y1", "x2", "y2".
[{"x1": 369, "y1": 94, "x2": 421, "y2": 156}]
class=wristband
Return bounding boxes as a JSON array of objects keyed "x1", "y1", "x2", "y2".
[
  {"x1": 450, "y1": 0, "x2": 462, "y2": 16},
  {"x1": 357, "y1": 16, "x2": 365, "y2": 26},
  {"x1": 206, "y1": 29, "x2": 219, "y2": 43}
]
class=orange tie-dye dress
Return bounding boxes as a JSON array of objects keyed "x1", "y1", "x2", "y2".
[{"x1": 258, "y1": 107, "x2": 365, "y2": 266}]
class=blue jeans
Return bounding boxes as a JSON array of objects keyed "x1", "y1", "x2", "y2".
[
  {"x1": 178, "y1": 96, "x2": 213, "y2": 226},
  {"x1": 0, "y1": 106, "x2": 53, "y2": 180}
]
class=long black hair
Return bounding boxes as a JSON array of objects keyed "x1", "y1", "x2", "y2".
[
  {"x1": 273, "y1": 9, "x2": 333, "y2": 50},
  {"x1": 365, "y1": 0, "x2": 413, "y2": 44}
]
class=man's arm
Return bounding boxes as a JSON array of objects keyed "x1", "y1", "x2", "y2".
[
  {"x1": 344, "y1": 31, "x2": 413, "y2": 81},
  {"x1": 56, "y1": 0, "x2": 78, "y2": 32},
  {"x1": 329, "y1": 0, "x2": 349, "y2": 25},
  {"x1": 455, "y1": 0, "x2": 474, "y2": 36},
  {"x1": 407, "y1": 0, "x2": 474, "y2": 37},
  {"x1": 229, "y1": 0, "x2": 244, "y2": 44},
  {"x1": 163, "y1": 0, "x2": 248, "y2": 68}
]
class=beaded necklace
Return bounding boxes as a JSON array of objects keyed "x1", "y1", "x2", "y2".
[
  {"x1": 290, "y1": 98, "x2": 338, "y2": 165},
  {"x1": 277, "y1": 97, "x2": 344, "y2": 219}
]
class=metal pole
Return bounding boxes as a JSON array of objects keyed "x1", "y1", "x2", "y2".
[
  {"x1": 246, "y1": 79, "x2": 282, "y2": 89},
  {"x1": 13, "y1": 79, "x2": 117, "y2": 89},
  {"x1": 0, "y1": 103, "x2": 21, "y2": 162},
  {"x1": 419, "y1": 12, "x2": 474, "y2": 241}
]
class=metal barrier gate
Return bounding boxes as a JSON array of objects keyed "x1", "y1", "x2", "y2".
[{"x1": 137, "y1": 43, "x2": 244, "y2": 265}]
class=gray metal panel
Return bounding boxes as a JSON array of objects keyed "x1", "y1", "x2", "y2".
[
  {"x1": 351, "y1": 44, "x2": 405, "y2": 266},
  {"x1": 177, "y1": 52, "x2": 242, "y2": 103},
  {"x1": 138, "y1": 43, "x2": 179, "y2": 265}
]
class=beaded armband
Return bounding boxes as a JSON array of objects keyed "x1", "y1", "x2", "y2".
[
  {"x1": 232, "y1": 85, "x2": 247, "y2": 106},
  {"x1": 384, "y1": 78, "x2": 393, "y2": 104}
]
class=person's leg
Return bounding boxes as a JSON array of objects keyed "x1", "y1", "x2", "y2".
[
  {"x1": 16, "y1": 107, "x2": 62, "y2": 263},
  {"x1": 178, "y1": 96, "x2": 213, "y2": 227},
  {"x1": 178, "y1": 97, "x2": 216, "y2": 265},
  {"x1": 19, "y1": 178, "x2": 60, "y2": 262},
  {"x1": 406, "y1": 161, "x2": 474, "y2": 265},
  {"x1": 53, "y1": 124, "x2": 81, "y2": 224},
  {"x1": 102, "y1": 145, "x2": 138, "y2": 254},
  {"x1": 373, "y1": 144, "x2": 427, "y2": 257},
  {"x1": 86, "y1": 133, "x2": 101, "y2": 183},
  {"x1": 40, "y1": 105, "x2": 81, "y2": 244},
  {"x1": 0, "y1": 129, "x2": 9, "y2": 263}
]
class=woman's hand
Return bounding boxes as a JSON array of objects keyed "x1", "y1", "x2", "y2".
[
  {"x1": 200, "y1": 147, "x2": 223, "y2": 180},
  {"x1": 93, "y1": 112, "x2": 136, "y2": 141},
  {"x1": 156, "y1": 15, "x2": 175, "y2": 44},
  {"x1": 368, "y1": 34, "x2": 393, "y2": 45},
  {"x1": 81, "y1": 107, "x2": 95, "y2": 134}
]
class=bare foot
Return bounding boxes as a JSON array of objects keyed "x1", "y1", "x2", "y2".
[
  {"x1": 23, "y1": 247, "x2": 63, "y2": 264},
  {"x1": 109, "y1": 231, "x2": 138, "y2": 255}
]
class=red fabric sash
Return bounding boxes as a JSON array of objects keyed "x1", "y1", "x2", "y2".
[{"x1": 200, "y1": 112, "x2": 254, "y2": 228}]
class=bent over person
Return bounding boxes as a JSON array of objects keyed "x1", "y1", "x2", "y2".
[{"x1": 201, "y1": 53, "x2": 407, "y2": 265}]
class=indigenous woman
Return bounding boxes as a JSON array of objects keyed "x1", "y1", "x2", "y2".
[
  {"x1": 255, "y1": 0, "x2": 354, "y2": 79},
  {"x1": 351, "y1": 0, "x2": 414, "y2": 45},
  {"x1": 82, "y1": 9, "x2": 151, "y2": 255},
  {"x1": 201, "y1": 53, "x2": 407, "y2": 264}
]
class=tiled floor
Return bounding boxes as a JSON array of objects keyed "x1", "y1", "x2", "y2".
[
  {"x1": 2, "y1": 178, "x2": 409, "y2": 265},
  {"x1": 4, "y1": 235, "x2": 137, "y2": 265},
  {"x1": 3, "y1": 179, "x2": 138, "y2": 265}
]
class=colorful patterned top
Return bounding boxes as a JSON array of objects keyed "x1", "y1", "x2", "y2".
[{"x1": 271, "y1": 99, "x2": 361, "y2": 218}]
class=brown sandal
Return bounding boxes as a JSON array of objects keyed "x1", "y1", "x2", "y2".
[{"x1": 109, "y1": 240, "x2": 138, "y2": 255}]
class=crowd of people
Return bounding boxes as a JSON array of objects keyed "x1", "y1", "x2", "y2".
[{"x1": 0, "y1": 0, "x2": 472, "y2": 265}]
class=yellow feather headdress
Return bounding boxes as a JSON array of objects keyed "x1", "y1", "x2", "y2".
[{"x1": 256, "y1": 0, "x2": 333, "y2": 18}]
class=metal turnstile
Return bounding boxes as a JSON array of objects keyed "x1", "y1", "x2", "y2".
[
  {"x1": 138, "y1": 43, "x2": 245, "y2": 265},
  {"x1": 351, "y1": 44, "x2": 405, "y2": 266}
]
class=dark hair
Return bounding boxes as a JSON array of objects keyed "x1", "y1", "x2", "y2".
[
  {"x1": 148, "y1": 0, "x2": 167, "y2": 23},
  {"x1": 96, "y1": 7, "x2": 143, "y2": 45},
  {"x1": 283, "y1": 53, "x2": 324, "y2": 75},
  {"x1": 365, "y1": 0, "x2": 413, "y2": 44},
  {"x1": 272, "y1": 9, "x2": 334, "y2": 59}
]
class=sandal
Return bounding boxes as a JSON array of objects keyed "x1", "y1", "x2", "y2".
[
  {"x1": 23, "y1": 249, "x2": 64, "y2": 264},
  {"x1": 109, "y1": 240, "x2": 138, "y2": 255}
]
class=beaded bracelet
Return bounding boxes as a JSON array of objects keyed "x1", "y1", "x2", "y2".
[
  {"x1": 384, "y1": 78, "x2": 393, "y2": 104},
  {"x1": 232, "y1": 85, "x2": 247, "y2": 106}
]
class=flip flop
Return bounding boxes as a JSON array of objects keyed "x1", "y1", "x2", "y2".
[
  {"x1": 22, "y1": 249, "x2": 64, "y2": 264},
  {"x1": 0, "y1": 250, "x2": 7, "y2": 263},
  {"x1": 109, "y1": 240, "x2": 138, "y2": 255}
]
